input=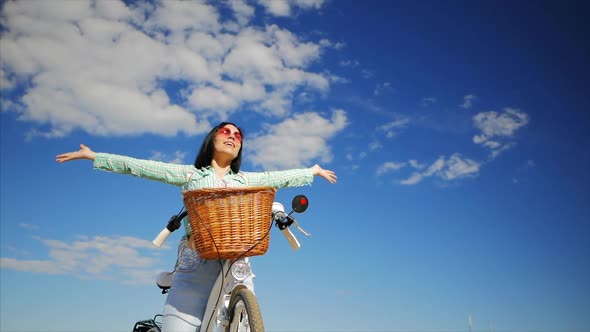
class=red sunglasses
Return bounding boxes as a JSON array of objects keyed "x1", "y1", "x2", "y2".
[{"x1": 216, "y1": 127, "x2": 242, "y2": 143}]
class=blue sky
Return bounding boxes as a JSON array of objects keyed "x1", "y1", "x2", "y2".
[{"x1": 1, "y1": 0, "x2": 589, "y2": 331}]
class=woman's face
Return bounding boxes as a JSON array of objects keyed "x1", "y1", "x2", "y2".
[{"x1": 212, "y1": 124, "x2": 242, "y2": 160}]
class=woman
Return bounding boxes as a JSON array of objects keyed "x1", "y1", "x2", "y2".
[{"x1": 56, "y1": 122, "x2": 337, "y2": 331}]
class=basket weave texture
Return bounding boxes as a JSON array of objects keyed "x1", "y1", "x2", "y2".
[{"x1": 182, "y1": 186, "x2": 277, "y2": 259}]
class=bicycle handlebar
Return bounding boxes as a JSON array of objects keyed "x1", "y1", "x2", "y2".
[
  {"x1": 152, "y1": 228, "x2": 172, "y2": 248},
  {"x1": 152, "y1": 212, "x2": 185, "y2": 247},
  {"x1": 272, "y1": 201, "x2": 311, "y2": 251}
]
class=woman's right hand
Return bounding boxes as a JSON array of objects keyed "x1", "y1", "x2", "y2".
[
  {"x1": 310, "y1": 164, "x2": 337, "y2": 184},
  {"x1": 56, "y1": 144, "x2": 97, "y2": 163}
]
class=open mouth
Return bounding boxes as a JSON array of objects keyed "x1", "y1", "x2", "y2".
[{"x1": 224, "y1": 141, "x2": 235, "y2": 147}]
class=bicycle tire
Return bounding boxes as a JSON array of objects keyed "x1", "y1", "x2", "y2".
[{"x1": 226, "y1": 288, "x2": 264, "y2": 332}]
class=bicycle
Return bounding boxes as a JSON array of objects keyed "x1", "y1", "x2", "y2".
[{"x1": 134, "y1": 192, "x2": 312, "y2": 332}]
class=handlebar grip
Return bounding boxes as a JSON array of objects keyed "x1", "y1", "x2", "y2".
[
  {"x1": 281, "y1": 228, "x2": 301, "y2": 251},
  {"x1": 152, "y1": 227, "x2": 171, "y2": 248}
]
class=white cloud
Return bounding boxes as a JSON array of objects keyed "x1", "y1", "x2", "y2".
[
  {"x1": 473, "y1": 107, "x2": 529, "y2": 158},
  {"x1": 208, "y1": 24, "x2": 328, "y2": 116},
  {"x1": 188, "y1": 86, "x2": 240, "y2": 113},
  {"x1": 141, "y1": 0, "x2": 221, "y2": 35},
  {"x1": 376, "y1": 162, "x2": 406, "y2": 175},
  {"x1": 270, "y1": 25, "x2": 322, "y2": 67},
  {"x1": 248, "y1": 110, "x2": 348, "y2": 169},
  {"x1": 0, "y1": 0, "x2": 333, "y2": 138},
  {"x1": 369, "y1": 140, "x2": 382, "y2": 151},
  {"x1": 489, "y1": 143, "x2": 515, "y2": 159},
  {"x1": 361, "y1": 69, "x2": 374, "y2": 79},
  {"x1": 320, "y1": 39, "x2": 345, "y2": 50},
  {"x1": 0, "y1": 235, "x2": 168, "y2": 285},
  {"x1": 460, "y1": 94, "x2": 477, "y2": 109},
  {"x1": 420, "y1": 97, "x2": 437, "y2": 107},
  {"x1": 399, "y1": 154, "x2": 480, "y2": 185},
  {"x1": 4, "y1": 246, "x2": 32, "y2": 257},
  {"x1": 443, "y1": 154, "x2": 481, "y2": 180},
  {"x1": 258, "y1": 0, "x2": 292, "y2": 16},
  {"x1": 373, "y1": 82, "x2": 392, "y2": 96},
  {"x1": 0, "y1": 257, "x2": 65, "y2": 275},
  {"x1": 292, "y1": 0, "x2": 327, "y2": 10},
  {"x1": 19, "y1": 223, "x2": 40, "y2": 231},
  {"x1": 339, "y1": 59, "x2": 359, "y2": 68},
  {"x1": 227, "y1": 0, "x2": 256, "y2": 27},
  {"x1": 378, "y1": 117, "x2": 410, "y2": 138},
  {"x1": 423, "y1": 156, "x2": 446, "y2": 177},
  {"x1": 474, "y1": 107, "x2": 528, "y2": 137},
  {"x1": 408, "y1": 159, "x2": 425, "y2": 169},
  {"x1": 149, "y1": 150, "x2": 188, "y2": 164},
  {"x1": 257, "y1": 0, "x2": 326, "y2": 17},
  {"x1": 400, "y1": 172, "x2": 423, "y2": 185},
  {"x1": 258, "y1": 87, "x2": 295, "y2": 116}
]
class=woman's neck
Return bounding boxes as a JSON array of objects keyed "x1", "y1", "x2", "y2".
[{"x1": 211, "y1": 159, "x2": 231, "y2": 177}]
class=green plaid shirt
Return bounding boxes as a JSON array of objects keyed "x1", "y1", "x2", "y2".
[{"x1": 93, "y1": 153, "x2": 314, "y2": 235}]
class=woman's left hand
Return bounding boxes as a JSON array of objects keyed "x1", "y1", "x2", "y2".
[{"x1": 310, "y1": 164, "x2": 337, "y2": 184}]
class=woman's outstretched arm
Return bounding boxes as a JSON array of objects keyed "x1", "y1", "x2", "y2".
[
  {"x1": 56, "y1": 144, "x2": 197, "y2": 186},
  {"x1": 56, "y1": 144, "x2": 97, "y2": 163},
  {"x1": 242, "y1": 164, "x2": 337, "y2": 188}
]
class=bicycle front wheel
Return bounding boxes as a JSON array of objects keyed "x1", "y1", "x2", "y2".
[{"x1": 226, "y1": 288, "x2": 264, "y2": 332}]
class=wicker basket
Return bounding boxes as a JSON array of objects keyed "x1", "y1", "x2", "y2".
[{"x1": 182, "y1": 186, "x2": 277, "y2": 259}]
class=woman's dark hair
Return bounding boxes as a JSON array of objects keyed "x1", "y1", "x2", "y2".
[{"x1": 194, "y1": 122, "x2": 244, "y2": 173}]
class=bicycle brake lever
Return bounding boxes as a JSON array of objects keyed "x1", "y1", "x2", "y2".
[
  {"x1": 292, "y1": 220, "x2": 311, "y2": 238},
  {"x1": 281, "y1": 227, "x2": 301, "y2": 251}
]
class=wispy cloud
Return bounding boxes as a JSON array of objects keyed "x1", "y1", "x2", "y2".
[
  {"x1": 248, "y1": 110, "x2": 348, "y2": 170},
  {"x1": 460, "y1": 94, "x2": 478, "y2": 109},
  {"x1": 149, "y1": 150, "x2": 188, "y2": 164},
  {"x1": 339, "y1": 59, "x2": 359, "y2": 68},
  {"x1": 408, "y1": 159, "x2": 426, "y2": 169},
  {"x1": 420, "y1": 97, "x2": 437, "y2": 107},
  {"x1": 441, "y1": 154, "x2": 481, "y2": 180},
  {"x1": 473, "y1": 107, "x2": 529, "y2": 159},
  {"x1": 378, "y1": 154, "x2": 480, "y2": 185},
  {"x1": 376, "y1": 162, "x2": 406, "y2": 175},
  {"x1": 19, "y1": 223, "x2": 40, "y2": 231},
  {"x1": 378, "y1": 117, "x2": 410, "y2": 138},
  {"x1": 368, "y1": 140, "x2": 382, "y2": 151},
  {"x1": 512, "y1": 159, "x2": 537, "y2": 184},
  {"x1": 360, "y1": 69, "x2": 374, "y2": 79},
  {"x1": 0, "y1": 0, "x2": 333, "y2": 138},
  {"x1": 347, "y1": 117, "x2": 410, "y2": 173},
  {"x1": 257, "y1": 0, "x2": 327, "y2": 17},
  {"x1": 319, "y1": 38, "x2": 345, "y2": 50},
  {"x1": 0, "y1": 235, "x2": 170, "y2": 285},
  {"x1": 373, "y1": 82, "x2": 393, "y2": 96}
]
